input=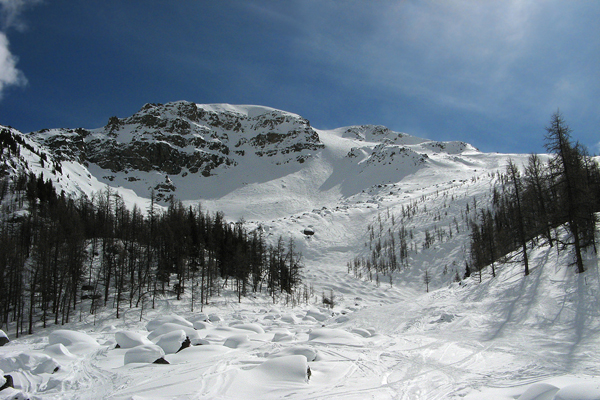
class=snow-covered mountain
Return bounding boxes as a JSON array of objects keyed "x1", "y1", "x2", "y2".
[
  {"x1": 23, "y1": 101, "x2": 489, "y2": 218},
  {"x1": 2, "y1": 103, "x2": 600, "y2": 399}
]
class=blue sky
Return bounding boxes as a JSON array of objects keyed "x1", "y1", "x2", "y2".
[{"x1": 0, "y1": 0, "x2": 598, "y2": 154}]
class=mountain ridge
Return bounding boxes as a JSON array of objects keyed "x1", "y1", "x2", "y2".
[{"x1": 13, "y1": 100, "x2": 484, "y2": 213}]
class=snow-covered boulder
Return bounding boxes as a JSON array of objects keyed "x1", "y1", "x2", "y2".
[
  {"x1": 43, "y1": 343, "x2": 76, "y2": 360},
  {"x1": 124, "y1": 345, "x2": 166, "y2": 365},
  {"x1": 280, "y1": 313, "x2": 299, "y2": 324},
  {"x1": 0, "y1": 352, "x2": 60, "y2": 374},
  {"x1": 166, "y1": 344, "x2": 230, "y2": 365},
  {"x1": 303, "y1": 227, "x2": 315, "y2": 236},
  {"x1": 518, "y1": 382, "x2": 559, "y2": 400},
  {"x1": 227, "y1": 355, "x2": 310, "y2": 397},
  {"x1": 48, "y1": 330, "x2": 99, "y2": 353},
  {"x1": 146, "y1": 315, "x2": 193, "y2": 332},
  {"x1": 208, "y1": 313, "x2": 222, "y2": 322},
  {"x1": 193, "y1": 321, "x2": 211, "y2": 330},
  {"x1": 272, "y1": 331, "x2": 294, "y2": 342},
  {"x1": 351, "y1": 328, "x2": 372, "y2": 338},
  {"x1": 147, "y1": 323, "x2": 200, "y2": 341},
  {"x1": 154, "y1": 330, "x2": 190, "y2": 354},
  {"x1": 308, "y1": 328, "x2": 363, "y2": 346},
  {"x1": 554, "y1": 383, "x2": 600, "y2": 400},
  {"x1": 305, "y1": 308, "x2": 329, "y2": 322},
  {"x1": 268, "y1": 346, "x2": 318, "y2": 362},
  {"x1": 115, "y1": 331, "x2": 152, "y2": 349},
  {"x1": 190, "y1": 313, "x2": 210, "y2": 323},
  {"x1": 223, "y1": 334, "x2": 249, "y2": 349},
  {"x1": 0, "y1": 386, "x2": 28, "y2": 400},
  {"x1": 230, "y1": 323, "x2": 265, "y2": 334},
  {"x1": 252, "y1": 355, "x2": 310, "y2": 382}
]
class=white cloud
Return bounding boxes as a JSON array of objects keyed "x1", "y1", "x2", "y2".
[
  {"x1": 0, "y1": 31, "x2": 26, "y2": 99},
  {"x1": 0, "y1": 0, "x2": 39, "y2": 99},
  {"x1": 0, "y1": 0, "x2": 40, "y2": 30},
  {"x1": 287, "y1": 0, "x2": 598, "y2": 123}
]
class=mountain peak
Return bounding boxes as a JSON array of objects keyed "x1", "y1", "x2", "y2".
[{"x1": 17, "y1": 101, "x2": 486, "y2": 212}]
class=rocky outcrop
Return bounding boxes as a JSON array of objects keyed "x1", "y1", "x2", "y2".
[{"x1": 28, "y1": 101, "x2": 324, "y2": 176}]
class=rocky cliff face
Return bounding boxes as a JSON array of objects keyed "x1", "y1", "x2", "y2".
[{"x1": 29, "y1": 101, "x2": 325, "y2": 178}]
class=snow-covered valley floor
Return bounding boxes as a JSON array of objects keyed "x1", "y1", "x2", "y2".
[{"x1": 3, "y1": 230, "x2": 600, "y2": 400}]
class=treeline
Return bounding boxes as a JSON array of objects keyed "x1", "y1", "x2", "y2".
[
  {"x1": 348, "y1": 190, "x2": 466, "y2": 287},
  {"x1": 0, "y1": 172, "x2": 302, "y2": 337},
  {"x1": 470, "y1": 112, "x2": 600, "y2": 276}
]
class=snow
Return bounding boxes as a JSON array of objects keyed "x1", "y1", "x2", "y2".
[
  {"x1": 146, "y1": 323, "x2": 199, "y2": 342},
  {"x1": 124, "y1": 345, "x2": 165, "y2": 365},
  {"x1": 0, "y1": 352, "x2": 60, "y2": 374},
  {"x1": 2, "y1": 113, "x2": 600, "y2": 399},
  {"x1": 2, "y1": 222, "x2": 600, "y2": 398},
  {"x1": 114, "y1": 331, "x2": 152, "y2": 349},
  {"x1": 154, "y1": 330, "x2": 187, "y2": 354},
  {"x1": 47, "y1": 330, "x2": 99, "y2": 354},
  {"x1": 146, "y1": 315, "x2": 194, "y2": 332}
]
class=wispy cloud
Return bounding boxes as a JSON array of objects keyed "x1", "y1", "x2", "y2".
[
  {"x1": 287, "y1": 1, "x2": 598, "y2": 121},
  {"x1": 0, "y1": 31, "x2": 26, "y2": 98},
  {"x1": 0, "y1": 0, "x2": 40, "y2": 30},
  {"x1": 0, "y1": 0, "x2": 40, "y2": 98}
]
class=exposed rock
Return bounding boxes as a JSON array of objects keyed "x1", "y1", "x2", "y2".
[
  {"x1": 0, "y1": 374, "x2": 13, "y2": 391},
  {"x1": 28, "y1": 101, "x2": 322, "y2": 188},
  {"x1": 0, "y1": 330, "x2": 8, "y2": 346}
]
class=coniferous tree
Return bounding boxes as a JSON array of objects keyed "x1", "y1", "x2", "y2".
[
  {"x1": 544, "y1": 112, "x2": 590, "y2": 273},
  {"x1": 506, "y1": 159, "x2": 530, "y2": 276}
]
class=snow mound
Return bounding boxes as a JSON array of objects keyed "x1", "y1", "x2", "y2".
[
  {"x1": 146, "y1": 315, "x2": 193, "y2": 332},
  {"x1": 305, "y1": 308, "x2": 329, "y2": 322},
  {"x1": 272, "y1": 331, "x2": 294, "y2": 342},
  {"x1": 115, "y1": 331, "x2": 152, "y2": 349},
  {"x1": 48, "y1": 330, "x2": 99, "y2": 354},
  {"x1": 43, "y1": 343, "x2": 76, "y2": 360},
  {"x1": 193, "y1": 321, "x2": 211, "y2": 330},
  {"x1": 308, "y1": 328, "x2": 363, "y2": 346},
  {"x1": 208, "y1": 313, "x2": 222, "y2": 322},
  {"x1": 223, "y1": 334, "x2": 250, "y2": 349},
  {"x1": 350, "y1": 328, "x2": 372, "y2": 338},
  {"x1": 0, "y1": 352, "x2": 60, "y2": 374},
  {"x1": 517, "y1": 383, "x2": 560, "y2": 400},
  {"x1": 230, "y1": 323, "x2": 265, "y2": 334},
  {"x1": 190, "y1": 313, "x2": 210, "y2": 323},
  {"x1": 227, "y1": 355, "x2": 309, "y2": 398},
  {"x1": 154, "y1": 330, "x2": 188, "y2": 354},
  {"x1": 554, "y1": 383, "x2": 600, "y2": 400},
  {"x1": 166, "y1": 345, "x2": 230, "y2": 365},
  {"x1": 124, "y1": 345, "x2": 166, "y2": 365},
  {"x1": 280, "y1": 313, "x2": 300, "y2": 324},
  {"x1": 268, "y1": 346, "x2": 318, "y2": 362},
  {"x1": 147, "y1": 323, "x2": 199, "y2": 341}
]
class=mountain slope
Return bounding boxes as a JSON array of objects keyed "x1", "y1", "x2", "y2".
[{"x1": 26, "y1": 101, "x2": 494, "y2": 221}]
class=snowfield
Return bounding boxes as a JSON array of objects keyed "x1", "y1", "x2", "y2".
[
  {"x1": 2, "y1": 234, "x2": 600, "y2": 400},
  {"x1": 2, "y1": 114, "x2": 600, "y2": 399}
]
